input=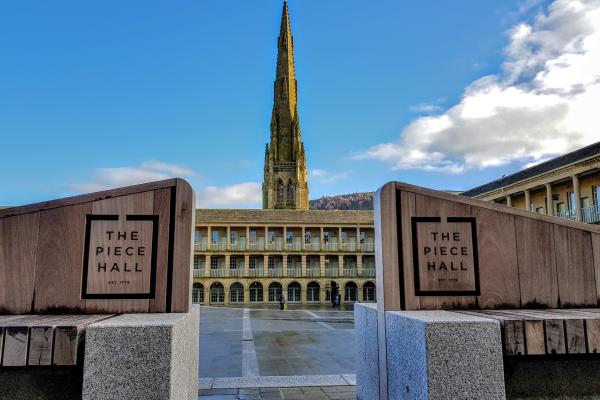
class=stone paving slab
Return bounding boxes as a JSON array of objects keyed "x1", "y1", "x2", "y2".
[
  {"x1": 200, "y1": 375, "x2": 355, "y2": 389},
  {"x1": 198, "y1": 385, "x2": 356, "y2": 400}
]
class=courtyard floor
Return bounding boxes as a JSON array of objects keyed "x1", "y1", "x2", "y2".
[{"x1": 198, "y1": 305, "x2": 357, "y2": 399}]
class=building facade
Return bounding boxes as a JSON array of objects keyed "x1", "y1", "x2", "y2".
[
  {"x1": 262, "y1": 1, "x2": 309, "y2": 210},
  {"x1": 192, "y1": 2, "x2": 376, "y2": 306},
  {"x1": 462, "y1": 141, "x2": 600, "y2": 224},
  {"x1": 192, "y1": 209, "x2": 375, "y2": 306}
]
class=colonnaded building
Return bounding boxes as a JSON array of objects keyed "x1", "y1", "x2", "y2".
[
  {"x1": 191, "y1": 2, "x2": 376, "y2": 306},
  {"x1": 463, "y1": 141, "x2": 600, "y2": 225}
]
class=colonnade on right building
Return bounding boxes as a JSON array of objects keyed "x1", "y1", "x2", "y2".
[{"x1": 462, "y1": 141, "x2": 600, "y2": 224}]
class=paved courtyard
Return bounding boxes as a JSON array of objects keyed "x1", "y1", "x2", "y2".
[{"x1": 199, "y1": 305, "x2": 356, "y2": 378}]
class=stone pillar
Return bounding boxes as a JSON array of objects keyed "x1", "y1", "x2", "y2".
[
  {"x1": 207, "y1": 226, "x2": 212, "y2": 250},
  {"x1": 338, "y1": 227, "x2": 343, "y2": 251},
  {"x1": 573, "y1": 174, "x2": 582, "y2": 222},
  {"x1": 204, "y1": 255, "x2": 210, "y2": 277},
  {"x1": 283, "y1": 226, "x2": 287, "y2": 250},
  {"x1": 244, "y1": 287, "x2": 250, "y2": 305},
  {"x1": 246, "y1": 226, "x2": 250, "y2": 250},
  {"x1": 224, "y1": 289, "x2": 230, "y2": 305},
  {"x1": 320, "y1": 254, "x2": 326, "y2": 277},
  {"x1": 301, "y1": 226, "x2": 306, "y2": 250},
  {"x1": 225, "y1": 254, "x2": 230, "y2": 278},
  {"x1": 320, "y1": 226, "x2": 324, "y2": 250},
  {"x1": 356, "y1": 227, "x2": 361, "y2": 250},
  {"x1": 546, "y1": 183, "x2": 553, "y2": 216},
  {"x1": 244, "y1": 254, "x2": 250, "y2": 278},
  {"x1": 339, "y1": 255, "x2": 344, "y2": 277},
  {"x1": 357, "y1": 283, "x2": 364, "y2": 302},
  {"x1": 320, "y1": 288, "x2": 327, "y2": 305},
  {"x1": 301, "y1": 254, "x2": 307, "y2": 278},
  {"x1": 525, "y1": 189, "x2": 531, "y2": 212},
  {"x1": 506, "y1": 195, "x2": 512, "y2": 207},
  {"x1": 357, "y1": 254, "x2": 363, "y2": 276},
  {"x1": 264, "y1": 226, "x2": 269, "y2": 249},
  {"x1": 282, "y1": 253, "x2": 288, "y2": 277},
  {"x1": 263, "y1": 255, "x2": 268, "y2": 279},
  {"x1": 83, "y1": 307, "x2": 200, "y2": 400},
  {"x1": 226, "y1": 226, "x2": 231, "y2": 250}
]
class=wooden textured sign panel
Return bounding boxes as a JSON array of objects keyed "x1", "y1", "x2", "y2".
[
  {"x1": 0, "y1": 179, "x2": 194, "y2": 314},
  {"x1": 411, "y1": 216, "x2": 479, "y2": 295}
]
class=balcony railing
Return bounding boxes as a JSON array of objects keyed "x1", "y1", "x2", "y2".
[
  {"x1": 343, "y1": 268, "x2": 358, "y2": 277},
  {"x1": 247, "y1": 267, "x2": 264, "y2": 278},
  {"x1": 360, "y1": 267, "x2": 376, "y2": 277},
  {"x1": 210, "y1": 268, "x2": 226, "y2": 278},
  {"x1": 360, "y1": 242, "x2": 375, "y2": 253},
  {"x1": 194, "y1": 238, "x2": 376, "y2": 253},
  {"x1": 194, "y1": 241, "x2": 209, "y2": 252},
  {"x1": 306, "y1": 267, "x2": 321, "y2": 277},
  {"x1": 325, "y1": 267, "x2": 339, "y2": 277},
  {"x1": 340, "y1": 242, "x2": 357, "y2": 252},
  {"x1": 287, "y1": 267, "x2": 302, "y2": 277},
  {"x1": 554, "y1": 205, "x2": 600, "y2": 224},
  {"x1": 193, "y1": 269, "x2": 205, "y2": 278},
  {"x1": 268, "y1": 267, "x2": 283, "y2": 277},
  {"x1": 229, "y1": 268, "x2": 244, "y2": 277}
]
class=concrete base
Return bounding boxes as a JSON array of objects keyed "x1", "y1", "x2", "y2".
[
  {"x1": 0, "y1": 366, "x2": 83, "y2": 400},
  {"x1": 356, "y1": 307, "x2": 506, "y2": 400},
  {"x1": 82, "y1": 305, "x2": 200, "y2": 400},
  {"x1": 355, "y1": 303, "x2": 379, "y2": 400}
]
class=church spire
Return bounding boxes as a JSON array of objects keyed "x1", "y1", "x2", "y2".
[{"x1": 263, "y1": 1, "x2": 309, "y2": 210}]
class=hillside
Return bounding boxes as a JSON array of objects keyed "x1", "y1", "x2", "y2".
[{"x1": 309, "y1": 192, "x2": 374, "y2": 211}]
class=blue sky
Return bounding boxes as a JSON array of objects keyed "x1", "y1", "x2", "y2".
[{"x1": 1, "y1": 0, "x2": 598, "y2": 207}]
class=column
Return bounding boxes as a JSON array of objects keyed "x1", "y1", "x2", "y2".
[
  {"x1": 244, "y1": 286, "x2": 250, "y2": 305},
  {"x1": 546, "y1": 183, "x2": 553, "y2": 216},
  {"x1": 282, "y1": 253, "x2": 288, "y2": 277},
  {"x1": 338, "y1": 227, "x2": 343, "y2": 251},
  {"x1": 225, "y1": 254, "x2": 230, "y2": 278},
  {"x1": 207, "y1": 226, "x2": 212, "y2": 250},
  {"x1": 301, "y1": 254, "x2": 307, "y2": 278},
  {"x1": 356, "y1": 227, "x2": 360, "y2": 251},
  {"x1": 357, "y1": 284, "x2": 363, "y2": 302},
  {"x1": 573, "y1": 174, "x2": 582, "y2": 222},
  {"x1": 283, "y1": 226, "x2": 287, "y2": 250},
  {"x1": 357, "y1": 254, "x2": 363, "y2": 276},
  {"x1": 264, "y1": 226, "x2": 269, "y2": 249},
  {"x1": 339, "y1": 255, "x2": 344, "y2": 277},
  {"x1": 505, "y1": 195, "x2": 512, "y2": 207},
  {"x1": 226, "y1": 226, "x2": 231, "y2": 250},
  {"x1": 524, "y1": 189, "x2": 531, "y2": 212},
  {"x1": 301, "y1": 226, "x2": 306, "y2": 250},
  {"x1": 204, "y1": 255, "x2": 210, "y2": 277},
  {"x1": 244, "y1": 254, "x2": 250, "y2": 278},
  {"x1": 320, "y1": 254, "x2": 326, "y2": 277},
  {"x1": 320, "y1": 227, "x2": 324, "y2": 251},
  {"x1": 246, "y1": 226, "x2": 250, "y2": 250}
]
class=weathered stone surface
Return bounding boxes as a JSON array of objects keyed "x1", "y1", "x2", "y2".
[
  {"x1": 385, "y1": 310, "x2": 505, "y2": 400},
  {"x1": 355, "y1": 303, "x2": 379, "y2": 400},
  {"x1": 82, "y1": 306, "x2": 199, "y2": 400}
]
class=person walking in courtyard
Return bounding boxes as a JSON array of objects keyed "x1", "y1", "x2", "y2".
[{"x1": 279, "y1": 295, "x2": 285, "y2": 310}]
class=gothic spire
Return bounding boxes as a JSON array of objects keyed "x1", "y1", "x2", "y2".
[{"x1": 273, "y1": 0, "x2": 298, "y2": 127}]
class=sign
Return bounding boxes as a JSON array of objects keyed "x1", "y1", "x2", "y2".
[
  {"x1": 82, "y1": 214, "x2": 158, "y2": 299},
  {"x1": 411, "y1": 216, "x2": 479, "y2": 295}
]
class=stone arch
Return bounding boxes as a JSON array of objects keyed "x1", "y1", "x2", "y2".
[
  {"x1": 363, "y1": 281, "x2": 376, "y2": 302},
  {"x1": 344, "y1": 281, "x2": 358, "y2": 302},
  {"x1": 287, "y1": 281, "x2": 301, "y2": 303},
  {"x1": 287, "y1": 179, "x2": 296, "y2": 207},
  {"x1": 209, "y1": 282, "x2": 225, "y2": 304},
  {"x1": 307, "y1": 281, "x2": 320, "y2": 303},
  {"x1": 277, "y1": 179, "x2": 285, "y2": 204},
  {"x1": 192, "y1": 282, "x2": 204, "y2": 304},
  {"x1": 268, "y1": 281, "x2": 283, "y2": 303},
  {"x1": 249, "y1": 281, "x2": 263, "y2": 303},
  {"x1": 229, "y1": 282, "x2": 244, "y2": 303}
]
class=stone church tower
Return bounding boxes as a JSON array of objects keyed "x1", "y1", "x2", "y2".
[{"x1": 263, "y1": 1, "x2": 309, "y2": 210}]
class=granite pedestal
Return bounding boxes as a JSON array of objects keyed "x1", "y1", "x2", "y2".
[
  {"x1": 356, "y1": 305, "x2": 505, "y2": 400},
  {"x1": 82, "y1": 305, "x2": 200, "y2": 400}
]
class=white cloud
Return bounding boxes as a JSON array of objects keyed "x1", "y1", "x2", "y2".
[
  {"x1": 70, "y1": 161, "x2": 195, "y2": 192},
  {"x1": 198, "y1": 182, "x2": 262, "y2": 208},
  {"x1": 310, "y1": 169, "x2": 350, "y2": 183},
  {"x1": 355, "y1": 0, "x2": 600, "y2": 173}
]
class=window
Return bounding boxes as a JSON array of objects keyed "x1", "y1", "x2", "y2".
[
  {"x1": 230, "y1": 283, "x2": 244, "y2": 303},
  {"x1": 594, "y1": 185, "x2": 600, "y2": 205},
  {"x1": 194, "y1": 230, "x2": 201, "y2": 244},
  {"x1": 286, "y1": 231, "x2": 293, "y2": 244},
  {"x1": 268, "y1": 231, "x2": 275, "y2": 244},
  {"x1": 305, "y1": 231, "x2": 311, "y2": 244},
  {"x1": 344, "y1": 282, "x2": 358, "y2": 302},
  {"x1": 268, "y1": 283, "x2": 282, "y2": 302},
  {"x1": 210, "y1": 256, "x2": 219, "y2": 269},
  {"x1": 192, "y1": 284, "x2": 204, "y2": 303},
  {"x1": 268, "y1": 255, "x2": 275, "y2": 269},
  {"x1": 210, "y1": 283, "x2": 225, "y2": 303},
  {"x1": 230, "y1": 256, "x2": 237, "y2": 269},
  {"x1": 193, "y1": 256, "x2": 199, "y2": 270},
  {"x1": 556, "y1": 202, "x2": 566, "y2": 215},
  {"x1": 307, "y1": 282, "x2": 320, "y2": 302},
  {"x1": 277, "y1": 180, "x2": 285, "y2": 204},
  {"x1": 250, "y1": 282, "x2": 263, "y2": 302},
  {"x1": 363, "y1": 282, "x2": 376, "y2": 302},
  {"x1": 249, "y1": 256, "x2": 256, "y2": 269},
  {"x1": 341, "y1": 231, "x2": 347, "y2": 243},
  {"x1": 536, "y1": 207, "x2": 545, "y2": 214},
  {"x1": 211, "y1": 231, "x2": 219, "y2": 245},
  {"x1": 287, "y1": 182, "x2": 296, "y2": 206},
  {"x1": 230, "y1": 231, "x2": 237, "y2": 245},
  {"x1": 249, "y1": 231, "x2": 256, "y2": 244},
  {"x1": 323, "y1": 231, "x2": 329, "y2": 244},
  {"x1": 360, "y1": 232, "x2": 365, "y2": 244},
  {"x1": 287, "y1": 282, "x2": 301, "y2": 302}
]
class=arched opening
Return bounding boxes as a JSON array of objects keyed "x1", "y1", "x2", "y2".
[
  {"x1": 249, "y1": 282, "x2": 263, "y2": 303},
  {"x1": 307, "y1": 281, "x2": 320, "y2": 303},
  {"x1": 287, "y1": 180, "x2": 296, "y2": 207},
  {"x1": 363, "y1": 281, "x2": 376, "y2": 302},
  {"x1": 277, "y1": 180, "x2": 285, "y2": 204},
  {"x1": 192, "y1": 283, "x2": 204, "y2": 304},
  {"x1": 344, "y1": 281, "x2": 358, "y2": 302},
  {"x1": 230, "y1": 282, "x2": 244, "y2": 303},
  {"x1": 287, "y1": 282, "x2": 301, "y2": 303},
  {"x1": 268, "y1": 282, "x2": 283, "y2": 302},
  {"x1": 210, "y1": 282, "x2": 225, "y2": 304}
]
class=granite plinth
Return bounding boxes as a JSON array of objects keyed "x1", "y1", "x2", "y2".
[
  {"x1": 355, "y1": 303, "x2": 379, "y2": 400},
  {"x1": 385, "y1": 310, "x2": 505, "y2": 400},
  {"x1": 82, "y1": 306, "x2": 199, "y2": 400}
]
